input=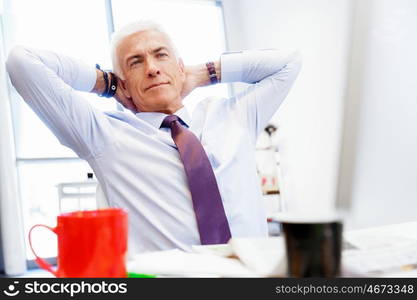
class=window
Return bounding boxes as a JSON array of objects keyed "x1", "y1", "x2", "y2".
[
  {"x1": 2, "y1": 0, "x2": 228, "y2": 261},
  {"x1": 6, "y1": 0, "x2": 114, "y2": 160}
]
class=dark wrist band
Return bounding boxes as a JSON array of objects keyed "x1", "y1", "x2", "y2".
[
  {"x1": 205, "y1": 61, "x2": 218, "y2": 84},
  {"x1": 107, "y1": 72, "x2": 118, "y2": 98},
  {"x1": 102, "y1": 71, "x2": 110, "y2": 97},
  {"x1": 96, "y1": 64, "x2": 117, "y2": 98}
]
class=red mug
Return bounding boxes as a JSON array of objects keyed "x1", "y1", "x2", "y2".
[{"x1": 29, "y1": 208, "x2": 128, "y2": 278}]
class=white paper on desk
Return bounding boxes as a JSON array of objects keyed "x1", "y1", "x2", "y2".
[
  {"x1": 192, "y1": 237, "x2": 287, "y2": 277},
  {"x1": 344, "y1": 222, "x2": 417, "y2": 251},
  {"x1": 342, "y1": 242, "x2": 417, "y2": 276},
  {"x1": 344, "y1": 232, "x2": 417, "y2": 251},
  {"x1": 191, "y1": 243, "x2": 234, "y2": 257},
  {"x1": 127, "y1": 249, "x2": 259, "y2": 277},
  {"x1": 341, "y1": 222, "x2": 417, "y2": 277},
  {"x1": 228, "y1": 237, "x2": 287, "y2": 277}
]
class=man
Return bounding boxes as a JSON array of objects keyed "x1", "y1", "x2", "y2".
[{"x1": 6, "y1": 20, "x2": 301, "y2": 254}]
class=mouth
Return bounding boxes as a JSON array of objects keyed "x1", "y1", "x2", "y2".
[{"x1": 145, "y1": 82, "x2": 170, "y2": 91}]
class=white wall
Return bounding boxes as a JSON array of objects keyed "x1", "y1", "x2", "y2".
[
  {"x1": 339, "y1": 0, "x2": 417, "y2": 229},
  {"x1": 222, "y1": 0, "x2": 353, "y2": 213}
]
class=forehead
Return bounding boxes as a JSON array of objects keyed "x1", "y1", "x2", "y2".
[{"x1": 117, "y1": 30, "x2": 173, "y2": 59}]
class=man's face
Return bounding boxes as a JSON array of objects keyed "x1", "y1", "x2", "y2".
[{"x1": 117, "y1": 30, "x2": 185, "y2": 113}]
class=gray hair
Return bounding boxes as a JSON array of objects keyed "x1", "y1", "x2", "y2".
[{"x1": 110, "y1": 20, "x2": 179, "y2": 79}]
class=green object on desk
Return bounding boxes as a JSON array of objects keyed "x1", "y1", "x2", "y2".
[{"x1": 127, "y1": 272, "x2": 156, "y2": 278}]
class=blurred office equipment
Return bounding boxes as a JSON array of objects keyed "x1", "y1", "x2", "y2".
[
  {"x1": 256, "y1": 124, "x2": 280, "y2": 195},
  {"x1": 56, "y1": 172, "x2": 110, "y2": 213},
  {"x1": 256, "y1": 124, "x2": 282, "y2": 236},
  {"x1": 56, "y1": 173, "x2": 98, "y2": 213}
]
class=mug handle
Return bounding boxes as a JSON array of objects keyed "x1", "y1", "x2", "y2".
[{"x1": 28, "y1": 224, "x2": 58, "y2": 277}]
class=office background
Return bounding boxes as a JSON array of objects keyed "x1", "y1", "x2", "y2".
[
  {"x1": 222, "y1": 0, "x2": 416, "y2": 227},
  {"x1": 1, "y1": 0, "x2": 416, "y2": 276}
]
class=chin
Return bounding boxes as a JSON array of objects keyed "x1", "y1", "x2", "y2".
[
  {"x1": 139, "y1": 99, "x2": 173, "y2": 113},
  {"x1": 139, "y1": 88, "x2": 181, "y2": 112},
  {"x1": 151, "y1": 96, "x2": 180, "y2": 110}
]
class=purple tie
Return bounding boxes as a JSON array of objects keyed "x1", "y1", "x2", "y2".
[{"x1": 161, "y1": 115, "x2": 232, "y2": 245}]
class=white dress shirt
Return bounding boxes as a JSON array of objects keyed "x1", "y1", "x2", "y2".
[{"x1": 6, "y1": 46, "x2": 302, "y2": 254}]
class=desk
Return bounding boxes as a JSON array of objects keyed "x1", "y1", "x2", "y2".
[
  {"x1": 127, "y1": 221, "x2": 417, "y2": 278},
  {"x1": 343, "y1": 221, "x2": 417, "y2": 277},
  {"x1": 15, "y1": 221, "x2": 417, "y2": 278}
]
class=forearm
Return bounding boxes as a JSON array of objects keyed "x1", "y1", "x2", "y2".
[
  {"x1": 6, "y1": 46, "x2": 111, "y2": 159},
  {"x1": 220, "y1": 49, "x2": 302, "y2": 143},
  {"x1": 185, "y1": 49, "x2": 302, "y2": 88},
  {"x1": 6, "y1": 46, "x2": 96, "y2": 94},
  {"x1": 187, "y1": 60, "x2": 221, "y2": 88},
  {"x1": 220, "y1": 49, "x2": 302, "y2": 84},
  {"x1": 91, "y1": 69, "x2": 107, "y2": 95}
]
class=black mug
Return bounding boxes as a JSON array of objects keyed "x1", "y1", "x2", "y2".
[{"x1": 281, "y1": 220, "x2": 343, "y2": 277}]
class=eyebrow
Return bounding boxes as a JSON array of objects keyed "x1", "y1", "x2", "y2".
[
  {"x1": 152, "y1": 46, "x2": 169, "y2": 54},
  {"x1": 125, "y1": 47, "x2": 170, "y2": 66}
]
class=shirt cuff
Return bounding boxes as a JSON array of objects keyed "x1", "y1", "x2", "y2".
[{"x1": 220, "y1": 51, "x2": 243, "y2": 83}]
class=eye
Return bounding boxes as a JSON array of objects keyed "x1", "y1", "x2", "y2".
[
  {"x1": 157, "y1": 52, "x2": 168, "y2": 58},
  {"x1": 130, "y1": 60, "x2": 140, "y2": 67}
]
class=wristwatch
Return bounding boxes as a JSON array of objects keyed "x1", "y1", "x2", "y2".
[
  {"x1": 205, "y1": 61, "x2": 218, "y2": 84},
  {"x1": 95, "y1": 64, "x2": 118, "y2": 98}
]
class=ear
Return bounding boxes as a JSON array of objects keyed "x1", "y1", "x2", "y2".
[
  {"x1": 178, "y1": 58, "x2": 185, "y2": 74},
  {"x1": 178, "y1": 58, "x2": 186, "y2": 82},
  {"x1": 119, "y1": 78, "x2": 131, "y2": 99}
]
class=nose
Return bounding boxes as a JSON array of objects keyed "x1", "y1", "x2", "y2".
[{"x1": 146, "y1": 58, "x2": 160, "y2": 77}]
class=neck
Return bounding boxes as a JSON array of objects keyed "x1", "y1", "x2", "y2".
[
  {"x1": 135, "y1": 95, "x2": 184, "y2": 114},
  {"x1": 155, "y1": 102, "x2": 183, "y2": 114},
  {"x1": 138, "y1": 98, "x2": 183, "y2": 114}
]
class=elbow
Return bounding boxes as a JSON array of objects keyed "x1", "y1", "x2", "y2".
[{"x1": 6, "y1": 45, "x2": 30, "y2": 79}]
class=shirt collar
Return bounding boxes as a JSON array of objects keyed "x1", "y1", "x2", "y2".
[{"x1": 135, "y1": 106, "x2": 191, "y2": 129}]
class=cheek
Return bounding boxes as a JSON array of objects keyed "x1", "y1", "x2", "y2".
[
  {"x1": 127, "y1": 76, "x2": 143, "y2": 96},
  {"x1": 178, "y1": 69, "x2": 186, "y2": 85},
  {"x1": 172, "y1": 70, "x2": 185, "y2": 89}
]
